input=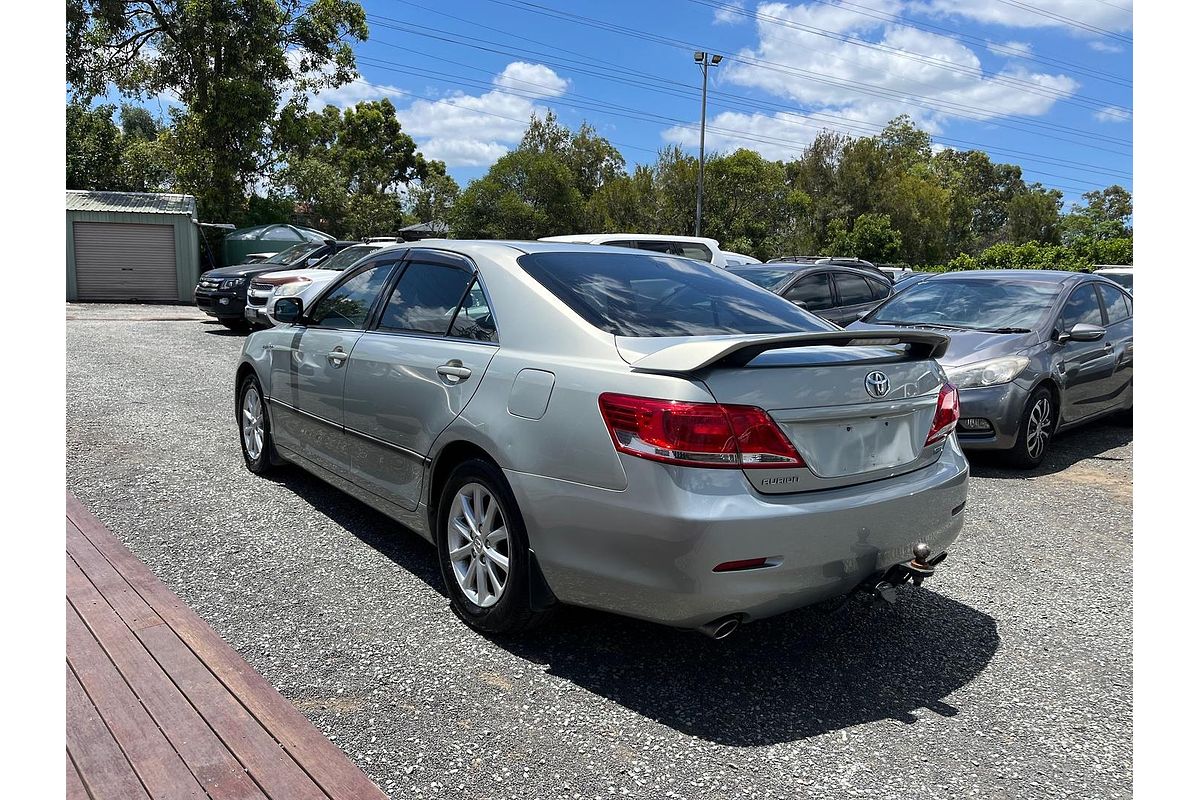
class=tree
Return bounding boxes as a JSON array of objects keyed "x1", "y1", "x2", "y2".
[
  {"x1": 701, "y1": 149, "x2": 791, "y2": 259},
  {"x1": 67, "y1": 0, "x2": 368, "y2": 221},
  {"x1": 584, "y1": 166, "x2": 659, "y2": 232},
  {"x1": 1005, "y1": 184, "x2": 1063, "y2": 245},
  {"x1": 824, "y1": 213, "x2": 903, "y2": 263},
  {"x1": 406, "y1": 161, "x2": 461, "y2": 224},
  {"x1": 450, "y1": 149, "x2": 584, "y2": 239},
  {"x1": 67, "y1": 103, "x2": 123, "y2": 190},
  {"x1": 1061, "y1": 184, "x2": 1133, "y2": 244}
]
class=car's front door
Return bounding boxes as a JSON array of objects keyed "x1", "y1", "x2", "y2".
[
  {"x1": 783, "y1": 272, "x2": 836, "y2": 321},
  {"x1": 343, "y1": 252, "x2": 500, "y2": 511},
  {"x1": 1054, "y1": 282, "x2": 1116, "y2": 424},
  {"x1": 267, "y1": 259, "x2": 397, "y2": 473}
]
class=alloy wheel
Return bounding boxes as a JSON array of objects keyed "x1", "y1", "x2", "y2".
[
  {"x1": 241, "y1": 387, "x2": 265, "y2": 461},
  {"x1": 447, "y1": 483, "x2": 510, "y2": 608},
  {"x1": 1026, "y1": 396, "x2": 1051, "y2": 460}
]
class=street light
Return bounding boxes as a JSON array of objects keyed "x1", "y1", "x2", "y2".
[{"x1": 693, "y1": 52, "x2": 722, "y2": 237}]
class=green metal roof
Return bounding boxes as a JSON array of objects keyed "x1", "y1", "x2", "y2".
[{"x1": 66, "y1": 190, "x2": 197, "y2": 218}]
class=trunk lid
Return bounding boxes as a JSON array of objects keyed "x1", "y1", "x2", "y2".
[{"x1": 616, "y1": 331, "x2": 950, "y2": 492}]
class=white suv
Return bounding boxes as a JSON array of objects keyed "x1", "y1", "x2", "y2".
[
  {"x1": 245, "y1": 242, "x2": 386, "y2": 327},
  {"x1": 538, "y1": 233, "x2": 736, "y2": 267}
]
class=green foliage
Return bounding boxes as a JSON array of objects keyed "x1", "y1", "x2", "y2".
[
  {"x1": 1060, "y1": 185, "x2": 1133, "y2": 245},
  {"x1": 450, "y1": 149, "x2": 584, "y2": 239},
  {"x1": 824, "y1": 213, "x2": 903, "y2": 262},
  {"x1": 67, "y1": 103, "x2": 123, "y2": 190},
  {"x1": 407, "y1": 162, "x2": 461, "y2": 224}
]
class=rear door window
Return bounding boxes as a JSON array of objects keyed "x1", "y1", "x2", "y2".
[
  {"x1": 1097, "y1": 282, "x2": 1130, "y2": 324},
  {"x1": 448, "y1": 280, "x2": 498, "y2": 342},
  {"x1": 377, "y1": 261, "x2": 474, "y2": 336},
  {"x1": 868, "y1": 278, "x2": 892, "y2": 300},
  {"x1": 785, "y1": 273, "x2": 835, "y2": 310},
  {"x1": 833, "y1": 272, "x2": 875, "y2": 306}
]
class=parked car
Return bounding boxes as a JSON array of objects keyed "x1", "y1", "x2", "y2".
[
  {"x1": 235, "y1": 241, "x2": 968, "y2": 638},
  {"x1": 722, "y1": 252, "x2": 763, "y2": 266},
  {"x1": 850, "y1": 270, "x2": 1132, "y2": 468},
  {"x1": 1093, "y1": 265, "x2": 1132, "y2": 293},
  {"x1": 244, "y1": 242, "x2": 387, "y2": 328},
  {"x1": 195, "y1": 240, "x2": 357, "y2": 330},
  {"x1": 538, "y1": 233, "x2": 735, "y2": 267},
  {"x1": 728, "y1": 262, "x2": 893, "y2": 326},
  {"x1": 876, "y1": 265, "x2": 915, "y2": 282},
  {"x1": 892, "y1": 271, "x2": 935, "y2": 294}
]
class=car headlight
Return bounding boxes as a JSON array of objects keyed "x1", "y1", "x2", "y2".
[
  {"x1": 944, "y1": 356, "x2": 1030, "y2": 389},
  {"x1": 273, "y1": 279, "x2": 311, "y2": 297},
  {"x1": 220, "y1": 277, "x2": 246, "y2": 290}
]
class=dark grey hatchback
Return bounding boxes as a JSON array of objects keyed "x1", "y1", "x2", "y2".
[
  {"x1": 850, "y1": 270, "x2": 1132, "y2": 468},
  {"x1": 729, "y1": 264, "x2": 892, "y2": 326}
]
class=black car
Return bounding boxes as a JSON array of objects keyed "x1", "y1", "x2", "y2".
[
  {"x1": 728, "y1": 263, "x2": 893, "y2": 326},
  {"x1": 194, "y1": 240, "x2": 358, "y2": 329}
]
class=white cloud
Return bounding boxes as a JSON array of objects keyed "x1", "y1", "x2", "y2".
[
  {"x1": 1093, "y1": 105, "x2": 1131, "y2": 123},
  {"x1": 986, "y1": 40, "x2": 1033, "y2": 58},
  {"x1": 668, "y1": 1, "x2": 1079, "y2": 156},
  {"x1": 712, "y1": 1, "x2": 748, "y2": 25},
  {"x1": 1089, "y1": 41, "x2": 1125, "y2": 54},
  {"x1": 914, "y1": 0, "x2": 1132, "y2": 34}
]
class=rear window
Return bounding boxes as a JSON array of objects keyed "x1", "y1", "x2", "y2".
[
  {"x1": 320, "y1": 244, "x2": 380, "y2": 272},
  {"x1": 517, "y1": 251, "x2": 831, "y2": 337},
  {"x1": 728, "y1": 267, "x2": 795, "y2": 290}
]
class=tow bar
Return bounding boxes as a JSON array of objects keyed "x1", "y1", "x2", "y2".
[{"x1": 869, "y1": 543, "x2": 948, "y2": 605}]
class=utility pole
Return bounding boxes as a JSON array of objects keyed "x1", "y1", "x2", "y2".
[{"x1": 693, "y1": 51, "x2": 722, "y2": 238}]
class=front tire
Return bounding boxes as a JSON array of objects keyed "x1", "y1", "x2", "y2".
[
  {"x1": 435, "y1": 459, "x2": 553, "y2": 635},
  {"x1": 1005, "y1": 386, "x2": 1054, "y2": 469},
  {"x1": 238, "y1": 375, "x2": 276, "y2": 474}
]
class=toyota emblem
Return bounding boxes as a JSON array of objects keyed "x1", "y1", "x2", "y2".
[{"x1": 865, "y1": 371, "x2": 890, "y2": 398}]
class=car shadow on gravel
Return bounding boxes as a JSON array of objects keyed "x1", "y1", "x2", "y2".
[
  {"x1": 968, "y1": 419, "x2": 1132, "y2": 479},
  {"x1": 270, "y1": 466, "x2": 999, "y2": 746}
]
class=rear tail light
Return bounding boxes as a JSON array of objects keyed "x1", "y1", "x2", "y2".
[
  {"x1": 925, "y1": 383, "x2": 960, "y2": 446},
  {"x1": 598, "y1": 393, "x2": 804, "y2": 469}
]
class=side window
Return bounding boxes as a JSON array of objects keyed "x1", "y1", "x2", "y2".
[
  {"x1": 1059, "y1": 284, "x2": 1104, "y2": 330},
  {"x1": 628, "y1": 240, "x2": 683, "y2": 256},
  {"x1": 678, "y1": 242, "x2": 714, "y2": 262},
  {"x1": 602, "y1": 240, "x2": 642, "y2": 250},
  {"x1": 307, "y1": 263, "x2": 394, "y2": 329},
  {"x1": 448, "y1": 280, "x2": 499, "y2": 342},
  {"x1": 785, "y1": 273, "x2": 834, "y2": 310},
  {"x1": 1098, "y1": 283, "x2": 1130, "y2": 324},
  {"x1": 868, "y1": 278, "x2": 892, "y2": 301},
  {"x1": 377, "y1": 261, "x2": 474, "y2": 336},
  {"x1": 833, "y1": 272, "x2": 875, "y2": 306}
]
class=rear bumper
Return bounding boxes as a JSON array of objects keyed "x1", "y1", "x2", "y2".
[
  {"x1": 506, "y1": 438, "x2": 969, "y2": 628},
  {"x1": 954, "y1": 383, "x2": 1030, "y2": 451}
]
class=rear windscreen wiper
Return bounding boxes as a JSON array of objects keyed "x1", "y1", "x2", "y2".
[{"x1": 975, "y1": 326, "x2": 1032, "y2": 333}]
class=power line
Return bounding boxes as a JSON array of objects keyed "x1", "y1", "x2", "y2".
[
  {"x1": 992, "y1": 0, "x2": 1133, "y2": 43},
  {"x1": 366, "y1": 11, "x2": 1132, "y2": 170}
]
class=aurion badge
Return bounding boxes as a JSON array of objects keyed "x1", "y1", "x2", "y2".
[{"x1": 864, "y1": 371, "x2": 890, "y2": 398}]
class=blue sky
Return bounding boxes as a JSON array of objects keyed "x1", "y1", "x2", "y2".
[{"x1": 137, "y1": 0, "x2": 1136, "y2": 208}]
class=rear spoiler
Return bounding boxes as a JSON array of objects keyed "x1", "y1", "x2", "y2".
[{"x1": 628, "y1": 330, "x2": 949, "y2": 375}]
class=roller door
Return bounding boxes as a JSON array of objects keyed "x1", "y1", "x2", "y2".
[{"x1": 73, "y1": 222, "x2": 178, "y2": 302}]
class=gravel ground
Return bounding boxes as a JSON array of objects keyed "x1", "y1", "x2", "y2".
[{"x1": 66, "y1": 304, "x2": 1133, "y2": 800}]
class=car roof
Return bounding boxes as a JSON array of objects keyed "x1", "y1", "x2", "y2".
[
  {"x1": 924, "y1": 269, "x2": 1084, "y2": 284},
  {"x1": 729, "y1": 262, "x2": 889, "y2": 280},
  {"x1": 538, "y1": 233, "x2": 722, "y2": 247}
]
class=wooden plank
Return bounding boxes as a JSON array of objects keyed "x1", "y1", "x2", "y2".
[
  {"x1": 66, "y1": 753, "x2": 88, "y2": 800},
  {"x1": 67, "y1": 603, "x2": 209, "y2": 800},
  {"x1": 68, "y1": 519, "x2": 163, "y2": 631},
  {"x1": 68, "y1": 558, "x2": 269, "y2": 800},
  {"x1": 68, "y1": 493, "x2": 388, "y2": 800},
  {"x1": 66, "y1": 663, "x2": 151, "y2": 800},
  {"x1": 138, "y1": 622, "x2": 330, "y2": 800}
]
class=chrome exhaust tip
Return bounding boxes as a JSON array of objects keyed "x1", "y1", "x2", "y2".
[{"x1": 699, "y1": 615, "x2": 742, "y2": 640}]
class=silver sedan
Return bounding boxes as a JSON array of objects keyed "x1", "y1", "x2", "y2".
[{"x1": 235, "y1": 241, "x2": 969, "y2": 637}]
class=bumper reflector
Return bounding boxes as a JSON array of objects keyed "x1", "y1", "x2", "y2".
[{"x1": 713, "y1": 557, "x2": 775, "y2": 573}]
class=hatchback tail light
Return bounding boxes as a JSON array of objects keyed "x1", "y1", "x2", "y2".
[
  {"x1": 598, "y1": 393, "x2": 804, "y2": 469},
  {"x1": 925, "y1": 383, "x2": 960, "y2": 446}
]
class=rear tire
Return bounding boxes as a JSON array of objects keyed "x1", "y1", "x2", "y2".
[
  {"x1": 1005, "y1": 387, "x2": 1054, "y2": 469},
  {"x1": 435, "y1": 458, "x2": 554, "y2": 636}
]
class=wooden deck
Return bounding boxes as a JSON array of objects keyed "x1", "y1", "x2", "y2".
[{"x1": 65, "y1": 493, "x2": 387, "y2": 800}]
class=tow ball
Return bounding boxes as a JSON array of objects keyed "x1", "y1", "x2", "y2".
[{"x1": 869, "y1": 543, "x2": 948, "y2": 605}]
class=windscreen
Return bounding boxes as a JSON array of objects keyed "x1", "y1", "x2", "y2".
[
  {"x1": 261, "y1": 242, "x2": 323, "y2": 265},
  {"x1": 867, "y1": 278, "x2": 1060, "y2": 331},
  {"x1": 1102, "y1": 273, "x2": 1132, "y2": 291},
  {"x1": 518, "y1": 251, "x2": 831, "y2": 337},
  {"x1": 319, "y1": 244, "x2": 379, "y2": 271},
  {"x1": 728, "y1": 268, "x2": 796, "y2": 291}
]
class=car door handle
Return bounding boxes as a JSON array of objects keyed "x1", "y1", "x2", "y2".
[
  {"x1": 1103, "y1": 342, "x2": 1114, "y2": 351},
  {"x1": 437, "y1": 361, "x2": 472, "y2": 382},
  {"x1": 327, "y1": 348, "x2": 349, "y2": 366}
]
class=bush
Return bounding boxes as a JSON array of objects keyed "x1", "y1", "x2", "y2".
[{"x1": 935, "y1": 238, "x2": 1131, "y2": 272}]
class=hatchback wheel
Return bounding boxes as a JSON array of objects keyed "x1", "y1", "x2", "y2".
[
  {"x1": 1006, "y1": 387, "x2": 1053, "y2": 469},
  {"x1": 238, "y1": 375, "x2": 275, "y2": 474},
  {"x1": 436, "y1": 459, "x2": 553, "y2": 635}
]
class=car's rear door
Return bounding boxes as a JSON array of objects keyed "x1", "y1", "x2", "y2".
[
  {"x1": 830, "y1": 270, "x2": 888, "y2": 326},
  {"x1": 1096, "y1": 281, "x2": 1133, "y2": 410},
  {"x1": 342, "y1": 250, "x2": 499, "y2": 511},
  {"x1": 1055, "y1": 282, "x2": 1116, "y2": 424},
  {"x1": 267, "y1": 258, "x2": 399, "y2": 473}
]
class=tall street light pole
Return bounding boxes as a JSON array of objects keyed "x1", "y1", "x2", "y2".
[{"x1": 693, "y1": 51, "x2": 722, "y2": 237}]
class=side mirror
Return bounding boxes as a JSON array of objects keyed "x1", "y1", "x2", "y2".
[
  {"x1": 1057, "y1": 322, "x2": 1105, "y2": 343},
  {"x1": 274, "y1": 297, "x2": 304, "y2": 324}
]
